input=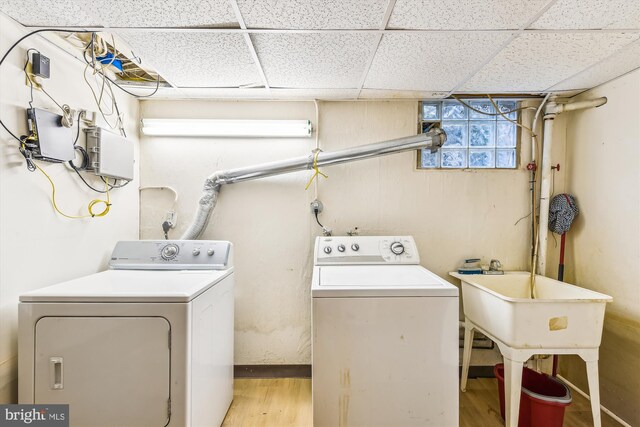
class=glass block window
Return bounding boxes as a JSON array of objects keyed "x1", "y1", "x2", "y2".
[{"x1": 419, "y1": 99, "x2": 519, "y2": 169}]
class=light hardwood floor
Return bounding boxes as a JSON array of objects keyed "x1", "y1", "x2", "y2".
[
  {"x1": 222, "y1": 379, "x2": 312, "y2": 427},
  {"x1": 222, "y1": 378, "x2": 620, "y2": 427}
]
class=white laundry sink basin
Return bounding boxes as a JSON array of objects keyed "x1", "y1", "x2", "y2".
[{"x1": 450, "y1": 272, "x2": 612, "y2": 349}]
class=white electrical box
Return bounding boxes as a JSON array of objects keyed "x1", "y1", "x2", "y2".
[{"x1": 84, "y1": 126, "x2": 134, "y2": 180}]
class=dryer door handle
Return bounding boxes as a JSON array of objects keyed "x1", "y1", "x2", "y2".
[{"x1": 49, "y1": 357, "x2": 64, "y2": 390}]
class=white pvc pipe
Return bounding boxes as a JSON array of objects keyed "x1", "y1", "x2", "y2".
[
  {"x1": 537, "y1": 117, "x2": 555, "y2": 274},
  {"x1": 531, "y1": 93, "x2": 551, "y2": 162},
  {"x1": 536, "y1": 96, "x2": 607, "y2": 275},
  {"x1": 549, "y1": 97, "x2": 607, "y2": 114}
]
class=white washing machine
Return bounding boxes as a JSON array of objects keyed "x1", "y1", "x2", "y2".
[
  {"x1": 312, "y1": 236, "x2": 459, "y2": 427},
  {"x1": 19, "y1": 240, "x2": 234, "y2": 427}
]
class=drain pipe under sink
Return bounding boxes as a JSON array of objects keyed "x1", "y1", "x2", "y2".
[{"x1": 536, "y1": 96, "x2": 607, "y2": 275}]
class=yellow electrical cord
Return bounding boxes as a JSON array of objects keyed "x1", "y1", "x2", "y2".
[
  {"x1": 305, "y1": 150, "x2": 328, "y2": 190},
  {"x1": 35, "y1": 163, "x2": 111, "y2": 219}
]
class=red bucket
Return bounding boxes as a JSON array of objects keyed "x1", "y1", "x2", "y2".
[{"x1": 494, "y1": 363, "x2": 572, "y2": 427}]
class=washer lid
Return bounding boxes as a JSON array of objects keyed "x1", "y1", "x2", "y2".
[
  {"x1": 19, "y1": 269, "x2": 233, "y2": 303},
  {"x1": 314, "y1": 265, "x2": 458, "y2": 297}
]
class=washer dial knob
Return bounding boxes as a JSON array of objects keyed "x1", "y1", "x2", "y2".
[
  {"x1": 161, "y1": 244, "x2": 179, "y2": 260},
  {"x1": 351, "y1": 243, "x2": 360, "y2": 251},
  {"x1": 323, "y1": 246, "x2": 332, "y2": 254},
  {"x1": 193, "y1": 248, "x2": 201, "y2": 256},
  {"x1": 207, "y1": 249, "x2": 215, "y2": 256},
  {"x1": 390, "y1": 242, "x2": 405, "y2": 255},
  {"x1": 337, "y1": 244, "x2": 346, "y2": 252}
]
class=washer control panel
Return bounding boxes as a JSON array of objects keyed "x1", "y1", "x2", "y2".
[
  {"x1": 109, "y1": 240, "x2": 232, "y2": 270},
  {"x1": 315, "y1": 236, "x2": 419, "y2": 265}
]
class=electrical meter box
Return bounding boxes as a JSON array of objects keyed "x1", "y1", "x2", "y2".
[{"x1": 84, "y1": 127, "x2": 134, "y2": 181}]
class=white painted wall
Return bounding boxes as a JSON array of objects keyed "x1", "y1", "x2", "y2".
[
  {"x1": 556, "y1": 69, "x2": 640, "y2": 426},
  {"x1": 140, "y1": 101, "x2": 316, "y2": 364},
  {"x1": 140, "y1": 99, "x2": 541, "y2": 365},
  {"x1": 0, "y1": 15, "x2": 140, "y2": 402}
]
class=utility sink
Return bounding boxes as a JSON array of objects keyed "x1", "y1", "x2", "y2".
[
  {"x1": 450, "y1": 271, "x2": 612, "y2": 349},
  {"x1": 450, "y1": 271, "x2": 612, "y2": 427}
]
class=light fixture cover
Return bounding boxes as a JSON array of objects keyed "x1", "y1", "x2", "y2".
[{"x1": 141, "y1": 119, "x2": 312, "y2": 138}]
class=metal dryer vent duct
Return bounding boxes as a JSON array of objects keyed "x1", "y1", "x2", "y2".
[{"x1": 180, "y1": 128, "x2": 446, "y2": 239}]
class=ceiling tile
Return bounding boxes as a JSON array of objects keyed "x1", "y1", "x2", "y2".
[
  {"x1": 461, "y1": 32, "x2": 640, "y2": 92},
  {"x1": 0, "y1": 0, "x2": 238, "y2": 27},
  {"x1": 530, "y1": 0, "x2": 640, "y2": 29},
  {"x1": 388, "y1": 0, "x2": 549, "y2": 30},
  {"x1": 269, "y1": 88, "x2": 360, "y2": 99},
  {"x1": 550, "y1": 40, "x2": 640, "y2": 90},
  {"x1": 117, "y1": 32, "x2": 261, "y2": 87},
  {"x1": 251, "y1": 33, "x2": 379, "y2": 88},
  {"x1": 237, "y1": 0, "x2": 388, "y2": 29},
  {"x1": 0, "y1": 1, "x2": 98, "y2": 26},
  {"x1": 93, "y1": 0, "x2": 238, "y2": 28},
  {"x1": 359, "y1": 89, "x2": 449, "y2": 99},
  {"x1": 364, "y1": 32, "x2": 512, "y2": 91},
  {"x1": 143, "y1": 88, "x2": 363, "y2": 100},
  {"x1": 162, "y1": 88, "x2": 271, "y2": 99}
]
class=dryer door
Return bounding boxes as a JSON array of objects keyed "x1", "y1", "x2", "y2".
[{"x1": 34, "y1": 317, "x2": 171, "y2": 427}]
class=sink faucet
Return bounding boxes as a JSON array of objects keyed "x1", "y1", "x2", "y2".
[{"x1": 485, "y1": 259, "x2": 504, "y2": 275}]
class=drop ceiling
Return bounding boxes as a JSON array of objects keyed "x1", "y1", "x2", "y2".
[{"x1": 1, "y1": 0, "x2": 639, "y2": 99}]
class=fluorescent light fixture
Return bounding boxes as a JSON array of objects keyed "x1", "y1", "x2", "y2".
[{"x1": 141, "y1": 119, "x2": 312, "y2": 138}]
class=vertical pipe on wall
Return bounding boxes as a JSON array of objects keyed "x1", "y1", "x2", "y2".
[
  {"x1": 536, "y1": 115, "x2": 555, "y2": 274},
  {"x1": 527, "y1": 95, "x2": 550, "y2": 267},
  {"x1": 531, "y1": 93, "x2": 551, "y2": 163},
  {"x1": 536, "y1": 96, "x2": 607, "y2": 276}
]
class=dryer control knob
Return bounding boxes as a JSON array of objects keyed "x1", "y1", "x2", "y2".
[
  {"x1": 337, "y1": 244, "x2": 345, "y2": 252},
  {"x1": 351, "y1": 244, "x2": 360, "y2": 251},
  {"x1": 323, "y1": 246, "x2": 332, "y2": 254},
  {"x1": 207, "y1": 249, "x2": 215, "y2": 256},
  {"x1": 193, "y1": 248, "x2": 201, "y2": 256},
  {"x1": 390, "y1": 242, "x2": 405, "y2": 255}
]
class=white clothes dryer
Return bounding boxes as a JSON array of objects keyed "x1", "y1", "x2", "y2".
[{"x1": 19, "y1": 240, "x2": 234, "y2": 427}]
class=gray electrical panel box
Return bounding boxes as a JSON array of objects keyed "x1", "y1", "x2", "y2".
[
  {"x1": 84, "y1": 127, "x2": 134, "y2": 180},
  {"x1": 26, "y1": 108, "x2": 74, "y2": 162}
]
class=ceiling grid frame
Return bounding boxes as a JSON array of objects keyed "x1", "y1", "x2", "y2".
[
  {"x1": 228, "y1": 0, "x2": 271, "y2": 91},
  {"x1": 448, "y1": 0, "x2": 561, "y2": 94},
  {"x1": 355, "y1": 0, "x2": 398, "y2": 98},
  {"x1": 29, "y1": 27, "x2": 640, "y2": 34},
  {"x1": 2, "y1": 1, "x2": 640, "y2": 97}
]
